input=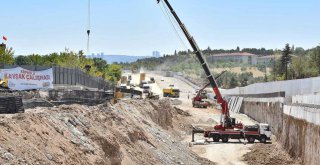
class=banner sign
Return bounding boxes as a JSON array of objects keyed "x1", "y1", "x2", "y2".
[{"x1": 0, "y1": 67, "x2": 53, "y2": 90}]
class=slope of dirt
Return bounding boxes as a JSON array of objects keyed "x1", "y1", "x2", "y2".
[
  {"x1": 243, "y1": 140, "x2": 301, "y2": 165},
  {"x1": 0, "y1": 99, "x2": 215, "y2": 165}
]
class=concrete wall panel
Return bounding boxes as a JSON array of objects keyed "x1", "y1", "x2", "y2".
[
  {"x1": 222, "y1": 76, "x2": 320, "y2": 97},
  {"x1": 241, "y1": 99, "x2": 320, "y2": 165}
]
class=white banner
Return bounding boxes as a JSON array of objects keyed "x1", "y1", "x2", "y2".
[{"x1": 0, "y1": 67, "x2": 53, "y2": 90}]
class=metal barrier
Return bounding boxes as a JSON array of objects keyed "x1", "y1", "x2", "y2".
[
  {"x1": 0, "y1": 96, "x2": 24, "y2": 114},
  {"x1": 2, "y1": 65, "x2": 112, "y2": 90}
]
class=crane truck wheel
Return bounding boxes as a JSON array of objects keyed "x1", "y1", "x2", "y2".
[
  {"x1": 212, "y1": 135, "x2": 220, "y2": 142},
  {"x1": 247, "y1": 136, "x2": 255, "y2": 143},
  {"x1": 259, "y1": 135, "x2": 267, "y2": 143},
  {"x1": 221, "y1": 136, "x2": 229, "y2": 143}
]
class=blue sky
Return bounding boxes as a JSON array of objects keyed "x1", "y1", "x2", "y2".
[{"x1": 1, "y1": 0, "x2": 319, "y2": 56}]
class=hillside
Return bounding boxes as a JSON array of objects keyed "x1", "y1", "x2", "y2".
[
  {"x1": 88, "y1": 55, "x2": 151, "y2": 64},
  {"x1": 0, "y1": 100, "x2": 214, "y2": 165}
]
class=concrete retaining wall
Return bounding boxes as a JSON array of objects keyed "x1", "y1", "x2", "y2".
[
  {"x1": 222, "y1": 76, "x2": 320, "y2": 97},
  {"x1": 281, "y1": 114, "x2": 320, "y2": 165},
  {"x1": 284, "y1": 105, "x2": 320, "y2": 125},
  {"x1": 241, "y1": 98, "x2": 320, "y2": 165},
  {"x1": 292, "y1": 94, "x2": 320, "y2": 105},
  {"x1": 240, "y1": 97, "x2": 284, "y2": 136}
]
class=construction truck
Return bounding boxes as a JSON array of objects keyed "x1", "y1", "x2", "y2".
[
  {"x1": 157, "y1": 0, "x2": 271, "y2": 143},
  {"x1": 206, "y1": 123, "x2": 272, "y2": 143},
  {"x1": 142, "y1": 84, "x2": 151, "y2": 93},
  {"x1": 140, "y1": 73, "x2": 146, "y2": 83},
  {"x1": 139, "y1": 73, "x2": 147, "y2": 88},
  {"x1": 163, "y1": 88, "x2": 180, "y2": 98},
  {"x1": 139, "y1": 80, "x2": 148, "y2": 88}
]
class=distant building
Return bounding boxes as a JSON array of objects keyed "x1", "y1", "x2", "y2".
[
  {"x1": 209, "y1": 52, "x2": 258, "y2": 65},
  {"x1": 257, "y1": 55, "x2": 274, "y2": 65},
  {"x1": 152, "y1": 51, "x2": 161, "y2": 58}
]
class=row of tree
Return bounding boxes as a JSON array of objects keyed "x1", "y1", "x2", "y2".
[
  {"x1": 273, "y1": 44, "x2": 320, "y2": 80},
  {"x1": 0, "y1": 47, "x2": 122, "y2": 83},
  {"x1": 172, "y1": 46, "x2": 277, "y2": 56}
]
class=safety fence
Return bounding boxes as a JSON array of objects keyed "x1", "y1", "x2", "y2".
[{"x1": 2, "y1": 65, "x2": 112, "y2": 90}]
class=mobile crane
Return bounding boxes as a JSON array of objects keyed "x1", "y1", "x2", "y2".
[
  {"x1": 157, "y1": 0, "x2": 242, "y2": 130},
  {"x1": 157, "y1": 0, "x2": 272, "y2": 143}
]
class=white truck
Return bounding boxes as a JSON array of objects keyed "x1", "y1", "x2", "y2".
[{"x1": 142, "y1": 84, "x2": 151, "y2": 93}]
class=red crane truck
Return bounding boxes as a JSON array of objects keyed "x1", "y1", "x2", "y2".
[{"x1": 157, "y1": 0, "x2": 272, "y2": 143}]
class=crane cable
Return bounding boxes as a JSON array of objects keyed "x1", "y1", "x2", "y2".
[
  {"x1": 159, "y1": 0, "x2": 204, "y2": 67},
  {"x1": 86, "y1": 0, "x2": 91, "y2": 55},
  {"x1": 158, "y1": 0, "x2": 188, "y2": 50}
]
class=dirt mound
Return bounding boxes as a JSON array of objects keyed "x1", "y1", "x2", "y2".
[
  {"x1": 0, "y1": 99, "x2": 215, "y2": 165},
  {"x1": 171, "y1": 99, "x2": 183, "y2": 106},
  {"x1": 243, "y1": 142, "x2": 301, "y2": 165}
]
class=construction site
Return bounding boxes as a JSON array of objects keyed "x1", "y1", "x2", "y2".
[{"x1": 1, "y1": 0, "x2": 320, "y2": 165}]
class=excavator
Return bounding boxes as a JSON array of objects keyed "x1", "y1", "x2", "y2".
[
  {"x1": 157, "y1": 0, "x2": 272, "y2": 144},
  {"x1": 0, "y1": 74, "x2": 8, "y2": 89},
  {"x1": 192, "y1": 71, "x2": 226, "y2": 108}
]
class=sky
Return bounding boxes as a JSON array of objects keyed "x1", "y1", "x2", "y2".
[{"x1": 1, "y1": 0, "x2": 319, "y2": 56}]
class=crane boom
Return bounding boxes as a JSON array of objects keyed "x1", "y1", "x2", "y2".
[{"x1": 157, "y1": 0, "x2": 233, "y2": 127}]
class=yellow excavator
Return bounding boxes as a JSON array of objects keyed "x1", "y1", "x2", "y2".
[{"x1": 0, "y1": 74, "x2": 9, "y2": 89}]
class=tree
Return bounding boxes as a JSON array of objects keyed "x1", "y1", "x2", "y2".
[
  {"x1": 281, "y1": 43, "x2": 292, "y2": 80},
  {"x1": 236, "y1": 46, "x2": 240, "y2": 52},
  {"x1": 15, "y1": 55, "x2": 32, "y2": 65},
  {"x1": 309, "y1": 46, "x2": 320, "y2": 74},
  {"x1": 295, "y1": 47, "x2": 305, "y2": 56},
  {"x1": 28, "y1": 54, "x2": 43, "y2": 65},
  {"x1": 238, "y1": 72, "x2": 253, "y2": 87},
  {"x1": 0, "y1": 46, "x2": 14, "y2": 65},
  {"x1": 229, "y1": 77, "x2": 238, "y2": 88},
  {"x1": 93, "y1": 58, "x2": 108, "y2": 78},
  {"x1": 106, "y1": 64, "x2": 122, "y2": 83}
]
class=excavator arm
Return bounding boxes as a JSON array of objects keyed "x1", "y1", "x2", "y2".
[{"x1": 194, "y1": 70, "x2": 227, "y2": 101}]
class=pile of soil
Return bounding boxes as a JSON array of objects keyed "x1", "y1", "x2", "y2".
[
  {"x1": 243, "y1": 142, "x2": 301, "y2": 165},
  {"x1": 0, "y1": 99, "x2": 215, "y2": 165}
]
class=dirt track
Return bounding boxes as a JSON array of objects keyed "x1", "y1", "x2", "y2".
[
  {"x1": 125, "y1": 72, "x2": 255, "y2": 164},
  {"x1": 128, "y1": 72, "x2": 298, "y2": 165}
]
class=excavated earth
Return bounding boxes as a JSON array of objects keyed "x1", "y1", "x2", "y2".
[
  {"x1": 243, "y1": 138, "x2": 301, "y2": 165},
  {"x1": 0, "y1": 99, "x2": 215, "y2": 165}
]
